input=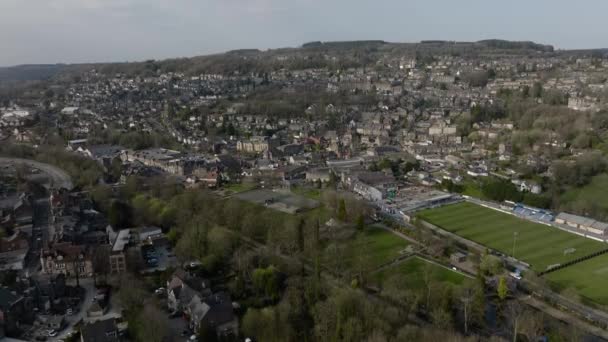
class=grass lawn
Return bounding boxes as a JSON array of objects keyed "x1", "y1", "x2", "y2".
[
  {"x1": 561, "y1": 174, "x2": 608, "y2": 216},
  {"x1": 461, "y1": 179, "x2": 485, "y2": 199},
  {"x1": 223, "y1": 183, "x2": 257, "y2": 194},
  {"x1": 418, "y1": 202, "x2": 607, "y2": 272},
  {"x1": 328, "y1": 228, "x2": 411, "y2": 273},
  {"x1": 372, "y1": 256, "x2": 470, "y2": 289},
  {"x1": 545, "y1": 253, "x2": 608, "y2": 306},
  {"x1": 291, "y1": 186, "x2": 323, "y2": 200}
]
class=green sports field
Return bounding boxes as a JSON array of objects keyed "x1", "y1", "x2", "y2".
[
  {"x1": 345, "y1": 228, "x2": 411, "y2": 269},
  {"x1": 324, "y1": 227, "x2": 411, "y2": 275},
  {"x1": 545, "y1": 253, "x2": 608, "y2": 305},
  {"x1": 372, "y1": 256, "x2": 470, "y2": 289},
  {"x1": 417, "y1": 202, "x2": 607, "y2": 272}
]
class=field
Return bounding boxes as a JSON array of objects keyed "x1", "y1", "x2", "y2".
[
  {"x1": 372, "y1": 256, "x2": 470, "y2": 289},
  {"x1": 290, "y1": 186, "x2": 323, "y2": 200},
  {"x1": 222, "y1": 182, "x2": 257, "y2": 195},
  {"x1": 234, "y1": 189, "x2": 320, "y2": 214},
  {"x1": 545, "y1": 253, "x2": 608, "y2": 305},
  {"x1": 418, "y1": 202, "x2": 607, "y2": 272},
  {"x1": 326, "y1": 227, "x2": 411, "y2": 273}
]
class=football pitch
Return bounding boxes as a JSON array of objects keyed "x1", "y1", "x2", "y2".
[
  {"x1": 545, "y1": 253, "x2": 608, "y2": 305},
  {"x1": 417, "y1": 202, "x2": 607, "y2": 272}
]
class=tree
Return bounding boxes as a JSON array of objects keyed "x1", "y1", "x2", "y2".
[
  {"x1": 507, "y1": 301, "x2": 524, "y2": 342},
  {"x1": 132, "y1": 304, "x2": 169, "y2": 342},
  {"x1": 532, "y1": 82, "x2": 543, "y2": 98},
  {"x1": 497, "y1": 276, "x2": 508, "y2": 301},
  {"x1": 90, "y1": 184, "x2": 113, "y2": 213},
  {"x1": 480, "y1": 254, "x2": 503, "y2": 275},
  {"x1": 460, "y1": 287, "x2": 474, "y2": 334},
  {"x1": 430, "y1": 307, "x2": 453, "y2": 330},
  {"x1": 519, "y1": 309, "x2": 544, "y2": 342},
  {"x1": 313, "y1": 220, "x2": 321, "y2": 300},
  {"x1": 242, "y1": 308, "x2": 273, "y2": 341},
  {"x1": 109, "y1": 157, "x2": 123, "y2": 181},
  {"x1": 338, "y1": 198, "x2": 347, "y2": 221},
  {"x1": 423, "y1": 263, "x2": 434, "y2": 310},
  {"x1": 108, "y1": 200, "x2": 131, "y2": 228},
  {"x1": 356, "y1": 214, "x2": 365, "y2": 231},
  {"x1": 252, "y1": 265, "x2": 281, "y2": 301},
  {"x1": 381, "y1": 274, "x2": 420, "y2": 317},
  {"x1": 328, "y1": 171, "x2": 339, "y2": 189},
  {"x1": 296, "y1": 218, "x2": 305, "y2": 253},
  {"x1": 116, "y1": 274, "x2": 147, "y2": 312}
]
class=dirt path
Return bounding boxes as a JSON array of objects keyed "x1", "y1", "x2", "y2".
[{"x1": 520, "y1": 295, "x2": 608, "y2": 340}]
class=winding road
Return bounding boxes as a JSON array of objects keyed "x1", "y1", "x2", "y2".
[{"x1": 0, "y1": 157, "x2": 73, "y2": 190}]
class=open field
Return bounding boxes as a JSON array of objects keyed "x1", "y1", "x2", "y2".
[
  {"x1": 222, "y1": 182, "x2": 257, "y2": 195},
  {"x1": 372, "y1": 256, "x2": 470, "y2": 289},
  {"x1": 326, "y1": 227, "x2": 411, "y2": 273},
  {"x1": 291, "y1": 186, "x2": 323, "y2": 200},
  {"x1": 545, "y1": 253, "x2": 608, "y2": 306},
  {"x1": 234, "y1": 189, "x2": 320, "y2": 214},
  {"x1": 418, "y1": 202, "x2": 607, "y2": 272}
]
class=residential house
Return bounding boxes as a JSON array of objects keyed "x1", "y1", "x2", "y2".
[
  {"x1": 350, "y1": 172, "x2": 397, "y2": 202},
  {"x1": 40, "y1": 243, "x2": 93, "y2": 278},
  {"x1": 109, "y1": 229, "x2": 130, "y2": 274},
  {"x1": 166, "y1": 269, "x2": 211, "y2": 313},
  {"x1": 187, "y1": 292, "x2": 238, "y2": 338},
  {"x1": 0, "y1": 288, "x2": 25, "y2": 337},
  {"x1": 236, "y1": 137, "x2": 269, "y2": 153}
]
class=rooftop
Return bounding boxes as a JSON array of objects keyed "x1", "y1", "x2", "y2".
[{"x1": 112, "y1": 229, "x2": 130, "y2": 252}]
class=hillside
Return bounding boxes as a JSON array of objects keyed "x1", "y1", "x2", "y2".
[
  {"x1": 2, "y1": 39, "x2": 607, "y2": 84},
  {"x1": 0, "y1": 64, "x2": 68, "y2": 82}
]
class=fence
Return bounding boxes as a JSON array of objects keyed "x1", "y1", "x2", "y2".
[{"x1": 538, "y1": 248, "x2": 608, "y2": 276}]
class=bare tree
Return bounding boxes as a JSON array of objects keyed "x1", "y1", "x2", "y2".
[
  {"x1": 506, "y1": 301, "x2": 524, "y2": 342},
  {"x1": 519, "y1": 309, "x2": 544, "y2": 342},
  {"x1": 460, "y1": 287, "x2": 474, "y2": 335},
  {"x1": 423, "y1": 262, "x2": 434, "y2": 310}
]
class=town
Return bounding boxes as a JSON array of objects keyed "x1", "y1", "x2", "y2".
[{"x1": 1, "y1": 39, "x2": 608, "y2": 341}]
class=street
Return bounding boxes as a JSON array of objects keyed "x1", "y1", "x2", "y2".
[{"x1": 0, "y1": 157, "x2": 74, "y2": 190}]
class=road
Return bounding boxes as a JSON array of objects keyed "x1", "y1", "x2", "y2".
[
  {"x1": 0, "y1": 157, "x2": 73, "y2": 190},
  {"x1": 23, "y1": 197, "x2": 50, "y2": 275},
  {"x1": 55, "y1": 278, "x2": 97, "y2": 340},
  {"x1": 55, "y1": 278, "x2": 122, "y2": 340}
]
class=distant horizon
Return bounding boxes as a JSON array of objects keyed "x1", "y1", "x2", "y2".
[
  {"x1": 2, "y1": 0, "x2": 608, "y2": 67},
  {"x1": 1, "y1": 38, "x2": 607, "y2": 69}
]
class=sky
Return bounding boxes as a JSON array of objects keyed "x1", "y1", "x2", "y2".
[{"x1": 1, "y1": 0, "x2": 607, "y2": 66}]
